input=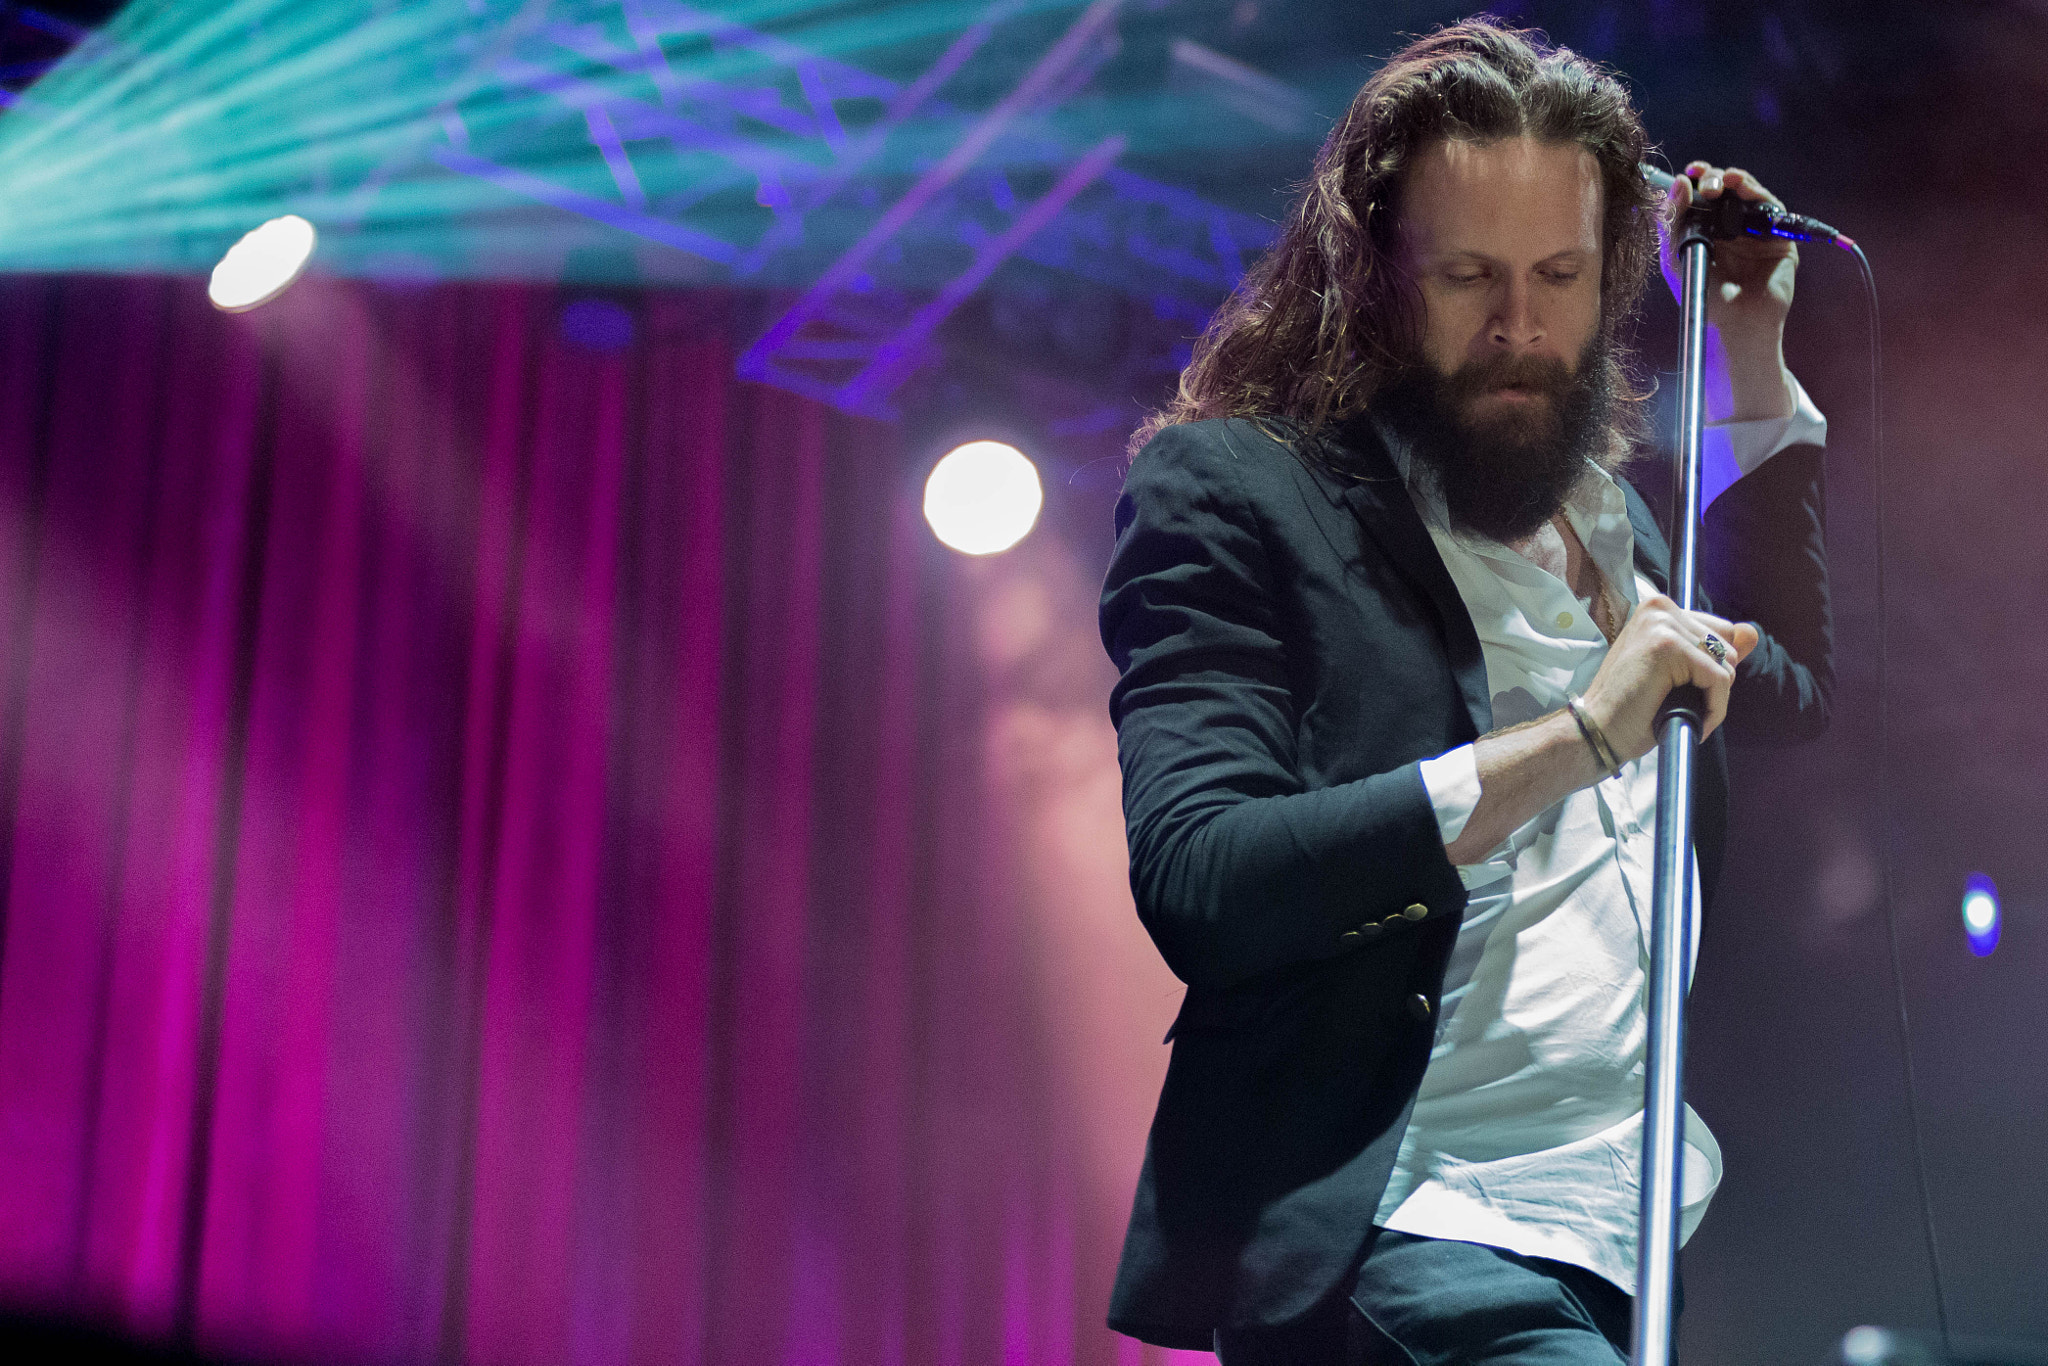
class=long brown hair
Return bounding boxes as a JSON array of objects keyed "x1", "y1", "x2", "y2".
[{"x1": 1134, "y1": 16, "x2": 1662, "y2": 460}]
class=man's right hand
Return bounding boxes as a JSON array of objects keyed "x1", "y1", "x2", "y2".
[
  {"x1": 1443, "y1": 596, "x2": 1758, "y2": 867},
  {"x1": 1579, "y1": 594, "x2": 1757, "y2": 760}
]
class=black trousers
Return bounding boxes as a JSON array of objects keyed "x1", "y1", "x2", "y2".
[{"x1": 1213, "y1": 1230, "x2": 1652, "y2": 1366}]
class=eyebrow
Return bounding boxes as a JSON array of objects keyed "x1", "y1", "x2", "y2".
[{"x1": 1429, "y1": 247, "x2": 1594, "y2": 266}]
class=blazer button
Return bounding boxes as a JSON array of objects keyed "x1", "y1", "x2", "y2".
[
  {"x1": 1402, "y1": 902, "x2": 1429, "y2": 921},
  {"x1": 1405, "y1": 993, "x2": 1433, "y2": 1021}
]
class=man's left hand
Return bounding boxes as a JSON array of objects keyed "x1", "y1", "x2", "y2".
[{"x1": 1660, "y1": 161, "x2": 1798, "y2": 421}]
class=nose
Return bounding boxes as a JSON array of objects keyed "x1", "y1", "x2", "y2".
[{"x1": 1488, "y1": 277, "x2": 1545, "y2": 352}]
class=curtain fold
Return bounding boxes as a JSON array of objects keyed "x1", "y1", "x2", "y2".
[{"x1": 0, "y1": 276, "x2": 1198, "y2": 1366}]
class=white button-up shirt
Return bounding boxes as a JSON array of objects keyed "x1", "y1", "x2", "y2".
[{"x1": 1370, "y1": 381, "x2": 1826, "y2": 1293}]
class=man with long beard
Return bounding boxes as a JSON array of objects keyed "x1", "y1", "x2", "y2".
[{"x1": 1099, "y1": 17, "x2": 1832, "y2": 1365}]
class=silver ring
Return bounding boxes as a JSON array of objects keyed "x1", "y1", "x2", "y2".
[{"x1": 1701, "y1": 633, "x2": 1729, "y2": 666}]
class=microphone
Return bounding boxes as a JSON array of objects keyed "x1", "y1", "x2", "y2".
[{"x1": 1641, "y1": 164, "x2": 1854, "y2": 250}]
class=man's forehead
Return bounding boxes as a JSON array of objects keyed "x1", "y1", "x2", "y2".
[{"x1": 1401, "y1": 137, "x2": 1604, "y2": 256}]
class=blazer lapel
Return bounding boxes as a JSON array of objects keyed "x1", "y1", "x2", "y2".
[
  {"x1": 1621, "y1": 478, "x2": 1678, "y2": 599},
  {"x1": 1319, "y1": 423, "x2": 1491, "y2": 738}
]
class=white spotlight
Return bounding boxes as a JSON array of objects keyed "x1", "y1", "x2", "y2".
[
  {"x1": 1839, "y1": 1326, "x2": 1896, "y2": 1366},
  {"x1": 923, "y1": 441, "x2": 1043, "y2": 555},
  {"x1": 208, "y1": 214, "x2": 317, "y2": 313}
]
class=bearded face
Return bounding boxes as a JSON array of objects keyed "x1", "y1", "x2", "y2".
[
  {"x1": 1383, "y1": 137, "x2": 1622, "y2": 542},
  {"x1": 1376, "y1": 333, "x2": 1616, "y2": 544}
]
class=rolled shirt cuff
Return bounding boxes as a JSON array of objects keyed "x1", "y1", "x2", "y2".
[
  {"x1": 1701, "y1": 371, "x2": 1827, "y2": 507},
  {"x1": 1418, "y1": 745, "x2": 1529, "y2": 892},
  {"x1": 1418, "y1": 744, "x2": 1480, "y2": 847}
]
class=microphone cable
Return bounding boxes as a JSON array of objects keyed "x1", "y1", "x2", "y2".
[
  {"x1": 1848, "y1": 237, "x2": 1956, "y2": 1359},
  {"x1": 1646, "y1": 163, "x2": 1952, "y2": 1359}
]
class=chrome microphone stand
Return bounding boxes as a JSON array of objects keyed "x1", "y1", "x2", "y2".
[
  {"x1": 1631, "y1": 205, "x2": 1713, "y2": 1366},
  {"x1": 1631, "y1": 165, "x2": 1853, "y2": 1366}
]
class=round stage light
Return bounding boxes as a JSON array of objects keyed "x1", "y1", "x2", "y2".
[
  {"x1": 923, "y1": 441, "x2": 1043, "y2": 555},
  {"x1": 1839, "y1": 1325, "x2": 1897, "y2": 1366},
  {"x1": 208, "y1": 214, "x2": 317, "y2": 313},
  {"x1": 1961, "y1": 872, "x2": 2000, "y2": 958}
]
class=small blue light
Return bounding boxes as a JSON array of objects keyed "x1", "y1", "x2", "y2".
[{"x1": 1961, "y1": 873, "x2": 2000, "y2": 957}]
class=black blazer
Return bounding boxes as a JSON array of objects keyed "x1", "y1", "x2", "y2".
[{"x1": 1097, "y1": 415, "x2": 1832, "y2": 1349}]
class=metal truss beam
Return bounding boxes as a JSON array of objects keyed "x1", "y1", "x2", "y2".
[
  {"x1": 736, "y1": 0, "x2": 1129, "y2": 415},
  {"x1": 416, "y1": 0, "x2": 1274, "y2": 415}
]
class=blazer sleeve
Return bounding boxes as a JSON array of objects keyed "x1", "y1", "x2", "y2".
[
  {"x1": 1706, "y1": 441, "x2": 1835, "y2": 743},
  {"x1": 1099, "y1": 424, "x2": 1464, "y2": 991}
]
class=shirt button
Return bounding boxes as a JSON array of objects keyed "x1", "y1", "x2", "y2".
[
  {"x1": 1405, "y1": 993, "x2": 1434, "y2": 1021},
  {"x1": 1402, "y1": 902, "x2": 1429, "y2": 921},
  {"x1": 1556, "y1": 610, "x2": 1574, "y2": 628}
]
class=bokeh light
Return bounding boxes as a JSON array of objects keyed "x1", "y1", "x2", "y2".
[
  {"x1": 1839, "y1": 1325, "x2": 1897, "y2": 1366},
  {"x1": 1962, "y1": 872, "x2": 2000, "y2": 958},
  {"x1": 208, "y1": 214, "x2": 317, "y2": 313},
  {"x1": 923, "y1": 440, "x2": 1043, "y2": 556}
]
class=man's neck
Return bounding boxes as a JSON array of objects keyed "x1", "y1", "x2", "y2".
[{"x1": 1507, "y1": 512, "x2": 1624, "y2": 642}]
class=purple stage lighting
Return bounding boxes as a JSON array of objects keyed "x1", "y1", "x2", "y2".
[
  {"x1": 559, "y1": 298, "x2": 635, "y2": 352},
  {"x1": 1962, "y1": 872, "x2": 2000, "y2": 957}
]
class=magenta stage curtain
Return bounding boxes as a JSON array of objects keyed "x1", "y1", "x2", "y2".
[{"x1": 0, "y1": 277, "x2": 1196, "y2": 1366}]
